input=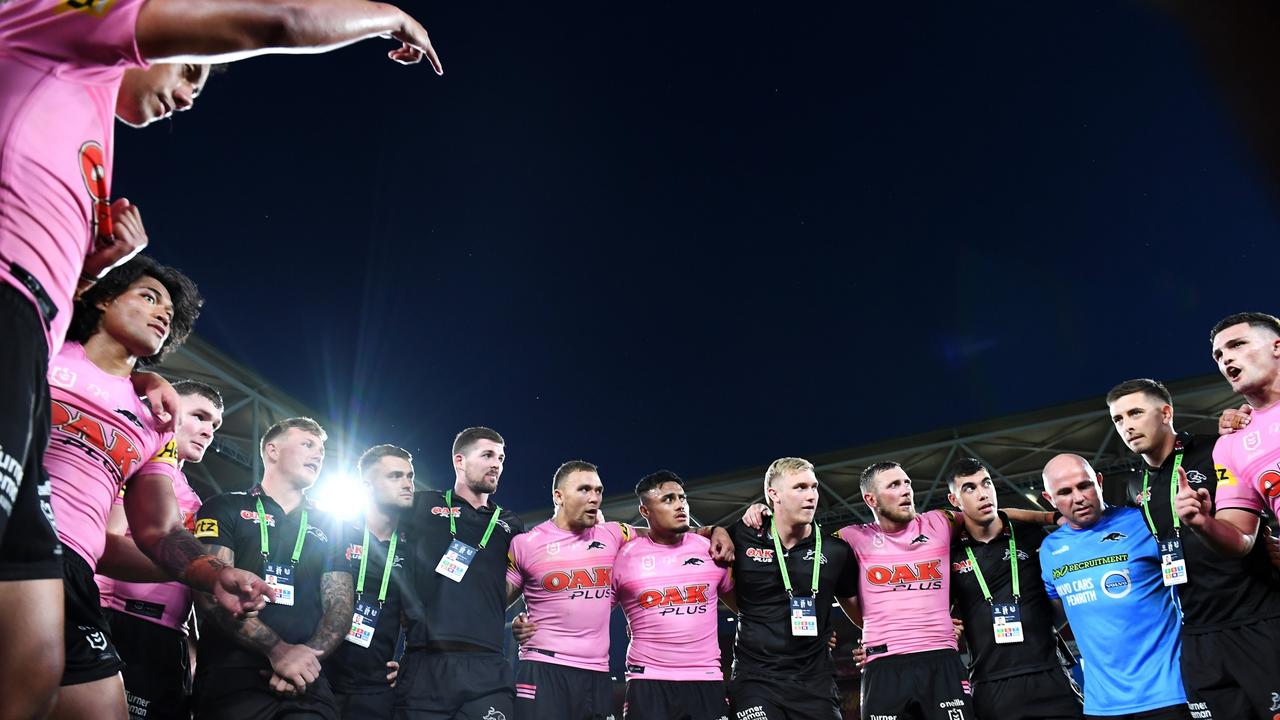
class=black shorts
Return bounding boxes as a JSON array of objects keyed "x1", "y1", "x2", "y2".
[
  {"x1": 624, "y1": 679, "x2": 727, "y2": 720},
  {"x1": 62, "y1": 548, "x2": 124, "y2": 686},
  {"x1": 1181, "y1": 617, "x2": 1280, "y2": 720},
  {"x1": 194, "y1": 673, "x2": 339, "y2": 720},
  {"x1": 1083, "y1": 704, "x2": 1190, "y2": 720},
  {"x1": 728, "y1": 674, "x2": 840, "y2": 720},
  {"x1": 394, "y1": 650, "x2": 513, "y2": 719},
  {"x1": 0, "y1": 283, "x2": 61, "y2": 581},
  {"x1": 514, "y1": 659, "x2": 614, "y2": 720},
  {"x1": 335, "y1": 687, "x2": 395, "y2": 720},
  {"x1": 105, "y1": 608, "x2": 191, "y2": 720},
  {"x1": 972, "y1": 668, "x2": 1083, "y2": 720},
  {"x1": 859, "y1": 649, "x2": 975, "y2": 720}
]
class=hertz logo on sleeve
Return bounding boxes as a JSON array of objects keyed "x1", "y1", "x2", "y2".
[
  {"x1": 151, "y1": 440, "x2": 179, "y2": 466},
  {"x1": 194, "y1": 519, "x2": 219, "y2": 538},
  {"x1": 1215, "y1": 465, "x2": 1237, "y2": 487}
]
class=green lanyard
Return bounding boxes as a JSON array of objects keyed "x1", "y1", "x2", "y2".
[
  {"x1": 444, "y1": 490, "x2": 502, "y2": 549},
  {"x1": 256, "y1": 497, "x2": 308, "y2": 565},
  {"x1": 770, "y1": 521, "x2": 822, "y2": 598},
  {"x1": 356, "y1": 524, "x2": 399, "y2": 605},
  {"x1": 1140, "y1": 450, "x2": 1183, "y2": 539},
  {"x1": 964, "y1": 522, "x2": 1020, "y2": 604}
]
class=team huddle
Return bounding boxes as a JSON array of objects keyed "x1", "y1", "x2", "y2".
[{"x1": 2, "y1": 1, "x2": 1280, "y2": 720}]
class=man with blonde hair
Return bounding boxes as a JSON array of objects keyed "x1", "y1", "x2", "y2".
[{"x1": 728, "y1": 457, "x2": 859, "y2": 720}]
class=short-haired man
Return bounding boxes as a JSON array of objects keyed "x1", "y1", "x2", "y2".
[
  {"x1": 946, "y1": 458, "x2": 1083, "y2": 720},
  {"x1": 193, "y1": 417, "x2": 355, "y2": 720},
  {"x1": 397, "y1": 427, "x2": 526, "y2": 720},
  {"x1": 1039, "y1": 454, "x2": 1188, "y2": 720},
  {"x1": 613, "y1": 471, "x2": 734, "y2": 720},
  {"x1": 45, "y1": 256, "x2": 271, "y2": 720},
  {"x1": 730, "y1": 457, "x2": 859, "y2": 720},
  {"x1": 322, "y1": 445, "x2": 415, "y2": 720},
  {"x1": 96, "y1": 380, "x2": 226, "y2": 720},
  {"x1": 503, "y1": 460, "x2": 632, "y2": 719},
  {"x1": 1107, "y1": 376, "x2": 1280, "y2": 720}
]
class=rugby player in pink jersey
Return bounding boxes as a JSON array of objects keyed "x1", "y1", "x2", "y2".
[
  {"x1": 507, "y1": 461, "x2": 734, "y2": 719},
  {"x1": 95, "y1": 380, "x2": 225, "y2": 720},
  {"x1": 613, "y1": 471, "x2": 734, "y2": 720},
  {"x1": 44, "y1": 255, "x2": 271, "y2": 720}
]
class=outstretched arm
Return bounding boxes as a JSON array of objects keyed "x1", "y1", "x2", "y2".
[{"x1": 135, "y1": 0, "x2": 442, "y2": 71}]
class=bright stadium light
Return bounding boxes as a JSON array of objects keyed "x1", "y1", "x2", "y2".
[{"x1": 312, "y1": 471, "x2": 367, "y2": 521}]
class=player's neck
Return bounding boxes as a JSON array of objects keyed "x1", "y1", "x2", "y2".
[
  {"x1": 1141, "y1": 430, "x2": 1178, "y2": 469},
  {"x1": 965, "y1": 512, "x2": 1003, "y2": 543},
  {"x1": 260, "y1": 473, "x2": 305, "y2": 514},
  {"x1": 773, "y1": 516, "x2": 812, "y2": 548},
  {"x1": 648, "y1": 527, "x2": 684, "y2": 546},
  {"x1": 551, "y1": 512, "x2": 587, "y2": 534},
  {"x1": 365, "y1": 505, "x2": 400, "y2": 542},
  {"x1": 1244, "y1": 375, "x2": 1280, "y2": 411},
  {"x1": 82, "y1": 332, "x2": 139, "y2": 377},
  {"x1": 875, "y1": 511, "x2": 912, "y2": 534},
  {"x1": 452, "y1": 479, "x2": 489, "y2": 509}
]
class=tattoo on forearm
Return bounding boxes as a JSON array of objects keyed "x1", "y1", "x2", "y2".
[
  {"x1": 196, "y1": 546, "x2": 282, "y2": 658},
  {"x1": 151, "y1": 528, "x2": 214, "y2": 579},
  {"x1": 306, "y1": 571, "x2": 354, "y2": 658}
]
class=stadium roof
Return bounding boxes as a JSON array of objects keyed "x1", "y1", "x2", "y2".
[
  {"x1": 519, "y1": 374, "x2": 1242, "y2": 530},
  {"x1": 157, "y1": 335, "x2": 336, "y2": 499}
]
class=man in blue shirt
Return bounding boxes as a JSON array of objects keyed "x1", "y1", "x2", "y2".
[{"x1": 1039, "y1": 454, "x2": 1189, "y2": 720}]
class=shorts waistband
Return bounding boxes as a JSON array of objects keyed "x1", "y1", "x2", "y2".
[{"x1": 865, "y1": 647, "x2": 959, "y2": 666}]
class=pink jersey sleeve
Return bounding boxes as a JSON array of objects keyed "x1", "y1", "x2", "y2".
[
  {"x1": 1213, "y1": 436, "x2": 1266, "y2": 514},
  {"x1": 506, "y1": 534, "x2": 527, "y2": 588}
]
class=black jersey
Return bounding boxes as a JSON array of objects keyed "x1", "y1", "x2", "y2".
[
  {"x1": 950, "y1": 512, "x2": 1065, "y2": 682},
  {"x1": 728, "y1": 518, "x2": 858, "y2": 680},
  {"x1": 400, "y1": 489, "x2": 525, "y2": 652},
  {"x1": 1122, "y1": 432, "x2": 1280, "y2": 633},
  {"x1": 322, "y1": 519, "x2": 410, "y2": 694}
]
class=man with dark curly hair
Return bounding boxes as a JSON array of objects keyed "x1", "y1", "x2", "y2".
[{"x1": 44, "y1": 255, "x2": 273, "y2": 720}]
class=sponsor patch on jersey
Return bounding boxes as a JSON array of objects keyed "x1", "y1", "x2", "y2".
[
  {"x1": 1216, "y1": 464, "x2": 1238, "y2": 487},
  {"x1": 194, "y1": 518, "x2": 219, "y2": 538},
  {"x1": 151, "y1": 439, "x2": 179, "y2": 466}
]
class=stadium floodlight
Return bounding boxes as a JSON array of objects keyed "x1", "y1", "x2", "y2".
[{"x1": 313, "y1": 470, "x2": 367, "y2": 521}]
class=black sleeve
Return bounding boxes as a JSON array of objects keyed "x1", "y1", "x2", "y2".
[
  {"x1": 193, "y1": 493, "x2": 240, "y2": 551},
  {"x1": 505, "y1": 509, "x2": 526, "y2": 535},
  {"x1": 833, "y1": 537, "x2": 859, "y2": 598}
]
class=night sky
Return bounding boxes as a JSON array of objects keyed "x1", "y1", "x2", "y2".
[{"x1": 114, "y1": 2, "x2": 1280, "y2": 514}]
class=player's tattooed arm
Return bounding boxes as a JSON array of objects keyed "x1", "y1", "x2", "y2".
[
  {"x1": 305, "y1": 571, "x2": 355, "y2": 659},
  {"x1": 125, "y1": 473, "x2": 225, "y2": 580},
  {"x1": 196, "y1": 547, "x2": 282, "y2": 654}
]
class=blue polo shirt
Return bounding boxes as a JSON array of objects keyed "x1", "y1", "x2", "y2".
[{"x1": 1039, "y1": 506, "x2": 1184, "y2": 716}]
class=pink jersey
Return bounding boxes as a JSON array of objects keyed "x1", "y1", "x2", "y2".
[
  {"x1": 612, "y1": 532, "x2": 731, "y2": 681},
  {"x1": 838, "y1": 509, "x2": 957, "y2": 661},
  {"x1": 1213, "y1": 401, "x2": 1280, "y2": 518},
  {"x1": 506, "y1": 520, "x2": 632, "y2": 672},
  {"x1": 46, "y1": 342, "x2": 179, "y2": 570},
  {"x1": 0, "y1": 0, "x2": 148, "y2": 355},
  {"x1": 96, "y1": 470, "x2": 202, "y2": 632}
]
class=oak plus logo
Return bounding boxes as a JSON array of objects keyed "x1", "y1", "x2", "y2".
[
  {"x1": 745, "y1": 547, "x2": 775, "y2": 563},
  {"x1": 637, "y1": 583, "x2": 710, "y2": 616},
  {"x1": 866, "y1": 561, "x2": 943, "y2": 591},
  {"x1": 540, "y1": 567, "x2": 612, "y2": 600}
]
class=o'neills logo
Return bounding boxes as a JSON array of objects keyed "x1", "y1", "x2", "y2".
[
  {"x1": 638, "y1": 583, "x2": 710, "y2": 616},
  {"x1": 431, "y1": 506, "x2": 462, "y2": 518},
  {"x1": 541, "y1": 567, "x2": 612, "y2": 600},
  {"x1": 745, "y1": 547, "x2": 775, "y2": 563},
  {"x1": 866, "y1": 561, "x2": 944, "y2": 591}
]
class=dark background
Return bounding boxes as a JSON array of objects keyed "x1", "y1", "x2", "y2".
[{"x1": 115, "y1": 2, "x2": 1280, "y2": 513}]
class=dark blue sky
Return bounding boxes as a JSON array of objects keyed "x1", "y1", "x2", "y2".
[{"x1": 115, "y1": 2, "x2": 1280, "y2": 513}]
